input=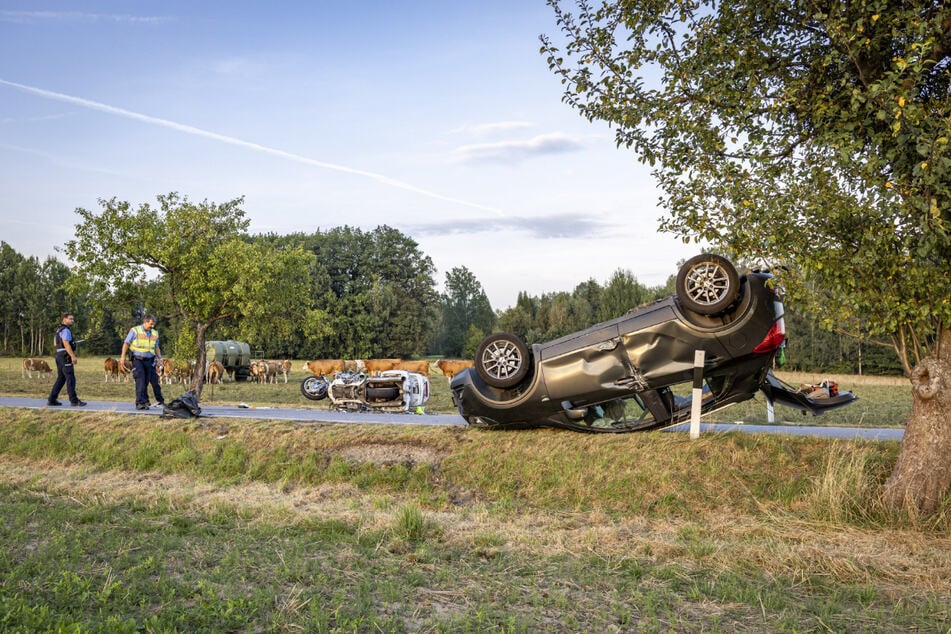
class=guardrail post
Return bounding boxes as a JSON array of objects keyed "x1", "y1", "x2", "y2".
[
  {"x1": 766, "y1": 396, "x2": 775, "y2": 423},
  {"x1": 690, "y1": 349, "x2": 705, "y2": 439}
]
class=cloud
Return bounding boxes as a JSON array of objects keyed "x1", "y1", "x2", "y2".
[
  {"x1": 407, "y1": 212, "x2": 611, "y2": 240},
  {"x1": 0, "y1": 78, "x2": 501, "y2": 214},
  {"x1": 0, "y1": 11, "x2": 171, "y2": 25},
  {"x1": 449, "y1": 121, "x2": 534, "y2": 136},
  {"x1": 452, "y1": 132, "x2": 584, "y2": 164}
]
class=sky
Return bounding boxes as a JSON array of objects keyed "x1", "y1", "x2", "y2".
[{"x1": 0, "y1": 1, "x2": 699, "y2": 310}]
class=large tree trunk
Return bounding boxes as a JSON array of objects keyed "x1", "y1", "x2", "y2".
[
  {"x1": 189, "y1": 322, "x2": 209, "y2": 399},
  {"x1": 883, "y1": 327, "x2": 951, "y2": 514}
]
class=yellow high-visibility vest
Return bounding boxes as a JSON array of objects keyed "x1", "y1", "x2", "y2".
[{"x1": 129, "y1": 325, "x2": 158, "y2": 355}]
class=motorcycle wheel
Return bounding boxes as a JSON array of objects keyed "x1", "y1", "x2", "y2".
[{"x1": 300, "y1": 376, "x2": 329, "y2": 401}]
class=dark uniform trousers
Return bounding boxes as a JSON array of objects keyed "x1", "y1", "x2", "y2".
[
  {"x1": 49, "y1": 352, "x2": 78, "y2": 404},
  {"x1": 132, "y1": 356, "x2": 165, "y2": 406}
]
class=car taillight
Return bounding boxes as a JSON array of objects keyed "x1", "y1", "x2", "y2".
[{"x1": 753, "y1": 317, "x2": 786, "y2": 354}]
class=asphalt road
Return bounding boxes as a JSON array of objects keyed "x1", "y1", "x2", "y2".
[
  {"x1": 0, "y1": 396, "x2": 466, "y2": 427},
  {"x1": 0, "y1": 396, "x2": 904, "y2": 440}
]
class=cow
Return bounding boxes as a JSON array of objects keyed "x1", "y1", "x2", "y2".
[
  {"x1": 117, "y1": 358, "x2": 133, "y2": 383},
  {"x1": 343, "y1": 359, "x2": 367, "y2": 374},
  {"x1": 22, "y1": 358, "x2": 52, "y2": 381},
  {"x1": 436, "y1": 359, "x2": 474, "y2": 381},
  {"x1": 258, "y1": 360, "x2": 281, "y2": 384},
  {"x1": 249, "y1": 360, "x2": 269, "y2": 383},
  {"x1": 302, "y1": 359, "x2": 345, "y2": 377},
  {"x1": 104, "y1": 357, "x2": 119, "y2": 382},
  {"x1": 363, "y1": 358, "x2": 400, "y2": 375},
  {"x1": 395, "y1": 359, "x2": 431, "y2": 377},
  {"x1": 280, "y1": 359, "x2": 292, "y2": 383},
  {"x1": 206, "y1": 360, "x2": 225, "y2": 384},
  {"x1": 156, "y1": 358, "x2": 174, "y2": 385}
]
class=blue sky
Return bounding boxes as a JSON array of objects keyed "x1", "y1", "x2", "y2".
[{"x1": 0, "y1": 1, "x2": 698, "y2": 309}]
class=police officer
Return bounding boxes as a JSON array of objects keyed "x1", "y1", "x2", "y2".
[
  {"x1": 121, "y1": 314, "x2": 165, "y2": 410},
  {"x1": 47, "y1": 312, "x2": 87, "y2": 406}
]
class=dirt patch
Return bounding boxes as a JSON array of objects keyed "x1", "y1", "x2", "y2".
[{"x1": 337, "y1": 442, "x2": 449, "y2": 466}]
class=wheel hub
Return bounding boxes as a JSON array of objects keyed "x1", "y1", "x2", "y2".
[
  {"x1": 484, "y1": 341, "x2": 522, "y2": 378},
  {"x1": 688, "y1": 264, "x2": 729, "y2": 305}
]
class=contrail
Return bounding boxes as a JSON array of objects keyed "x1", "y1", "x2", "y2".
[{"x1": 0, "y1": 78, "x2": 502, "y2": 214}]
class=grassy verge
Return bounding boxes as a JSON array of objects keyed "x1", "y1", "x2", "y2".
[{"x1": 0, "y1": 408, "x2": 948, "y2": 632}]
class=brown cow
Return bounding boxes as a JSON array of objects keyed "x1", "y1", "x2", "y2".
[
  {"x1": 156, "y1": 358, "x2": 174, "y2": 385},
  {"x1": 117, "y1": 358, "x2": 132, "y2": 383},
  {"x1": 436, "y1": 359, "x2": 474, "y2": 381},
  {"x1": 363, "y1": 358, "x2": 400, "y2": 375},
  {"x1": 104, "y1": 357, "x2": 119, "y2": 382},
  {"x1": 173, "y1": 360, "x2": 195, "y2": 384},
  {"x1": 342, "y1": 359, "x2": 366, "y2": 374},
  {"x1": 280, "y1": 359, "x2": 292, "y2": 383},
  {"x1": 262, "y1": 361, "x2": 282, "y2": 384},
  {"x1": 206, "y1": 360, "x2": 225, "y2": 384},
  {"x1": 22, "y1": 358, "x2": 52, "y2": 381},
  {"x1": 395, "y1": 359, "x2": 431, "y2": 376},
  {"x1": 303, "y1": 359, "x2": 345, "y2": 377}
]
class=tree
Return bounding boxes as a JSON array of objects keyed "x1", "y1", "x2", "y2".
[
  {"x1": 267, "y1": 226, "x2": 439, "y2": 358},
  {"x1": 0, "y1": 243, "x2": 24, "y2": 354},
  {"x1": 543, "y1": 0, "x2": 951, "y2": 512},
  {"x1": 435, "y1": 267, "x2": 496, "y2": 357},
  {"x1": 65, "y1": 193, "x2": 315, "y2": 396},
  {"x1": 598, "y1": 269, "x2": 647, "y2": 321}
]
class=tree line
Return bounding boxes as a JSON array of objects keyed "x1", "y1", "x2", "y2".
[{"x1": 1, "y1": 235, "x2": 901, "y2": 375}]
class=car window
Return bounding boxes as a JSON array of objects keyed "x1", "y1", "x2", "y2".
[
  {"x1": 580, "y1": 395, "x2": 656, "y2": 431},
  {"x1": 668, "y1": 380, "x2": 715, "y2": 411}
]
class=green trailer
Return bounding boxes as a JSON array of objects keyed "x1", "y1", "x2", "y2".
[{"x1": 205, "y1": 340, "x2": 252, "y2": 382}]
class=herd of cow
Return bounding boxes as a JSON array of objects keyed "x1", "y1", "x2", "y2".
[
  {"x1": 302, "y1": 358, "x2": 473, "y2": 381},
  {"x1": 20, "y1": 356, "x2": 475, "y2": 384}
]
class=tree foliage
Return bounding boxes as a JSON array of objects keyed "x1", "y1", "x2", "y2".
[
  {"x1": 497, "y1": 273, "x2": 670, "y2": 344},
  {"x1": 65, "y1": 193, "x2": 314, "y2": 394},
  {"x1": 433, "y1": 266, "x2": 496, "y2": 357},
  {"x1": 0, "y1": 242, "x2": 74, "y2": 356},
  {"x1": 257, "y1": 226, "x2": 439, "y2": 359}
]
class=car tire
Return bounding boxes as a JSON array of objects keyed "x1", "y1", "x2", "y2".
[
  {"x1": 475, "y1": 332, "x2": 531, "y2": 389},
  {"x1": 676, "y1": 254, "x2": 741, "y2": 315},
  {"x1": 300, "y1": 376, "x2": 329, "y2": 401}
]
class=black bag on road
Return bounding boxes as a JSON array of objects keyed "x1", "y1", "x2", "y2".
[{"x1": 161, "y1": 390, "x2": 202, "y2": 418}]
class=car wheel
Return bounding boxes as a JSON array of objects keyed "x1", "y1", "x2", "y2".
[
  {"x1": 300, "y1": 376, "x2": 329, "y2": 401},
  {"x1": 475, "y1": 332, "x2": 530, "y2": 388},
  {"x1": 676, "y1": 254, "x2": 741, "y2": 315}
]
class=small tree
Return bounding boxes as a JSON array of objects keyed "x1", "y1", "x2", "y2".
[
  {"x1": 66, "y1": 193, "x2": 314, "y2": 396},
  {"x1": 543, "y1": 0, "x2": 951, "y2": 513}
]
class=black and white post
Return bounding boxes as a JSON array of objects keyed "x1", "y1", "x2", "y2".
[{"x1": 690, "y1": 349, "x2": 705, "y2": 439}]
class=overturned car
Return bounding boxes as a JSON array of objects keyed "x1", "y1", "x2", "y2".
[
  {"x1": 301, "y1": 370, "x2": 430, "y2": 413},
  {"x1": 450, "y1": 254, "x2": 857, "y2": 433}
]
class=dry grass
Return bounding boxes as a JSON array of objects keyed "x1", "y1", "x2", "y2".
[
  {"x1": 1, "y1": 453, "x2": 948, "y2": 598},
  {"x1": 775, "y1": 370, "x2": 907, "y2": 387}
]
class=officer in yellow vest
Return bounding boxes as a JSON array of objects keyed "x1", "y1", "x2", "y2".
[{"x1": 121, "y1": 314, "x2": 165, "y2": 410}]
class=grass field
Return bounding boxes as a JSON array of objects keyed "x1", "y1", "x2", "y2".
[{"x1": 2, "y1": 355, "x2": 945, "y2": 632}]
